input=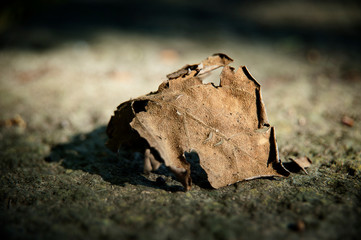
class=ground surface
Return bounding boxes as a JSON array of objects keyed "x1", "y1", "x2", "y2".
[{"x1": 1, "y1": 1, "x2": 361, "y2": 239}]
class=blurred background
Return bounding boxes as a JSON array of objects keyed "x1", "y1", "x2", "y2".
[{"x1": 1, "y1": 0, "x2": 360, "y2": 134}]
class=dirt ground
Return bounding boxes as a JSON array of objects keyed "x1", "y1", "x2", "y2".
[{"x1": 1, "y1": 1, "x2": 361, "y2": 239}]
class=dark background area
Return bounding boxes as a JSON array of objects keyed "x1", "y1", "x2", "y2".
[{"x1": 1, "y1": 0, "x2": 360, "y2": 52}]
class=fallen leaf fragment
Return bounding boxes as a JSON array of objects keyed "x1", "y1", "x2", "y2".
[
  {"x1": 106, "y1": 53, "x2": 289, "y2": 190},
  {"x1": 289, "y1": 220, "x2": 306, "y2": 232},
  {"x1": 341, "y1": 115, "x2": 354, "y2": 127},
  {"x1": 289, "y1": 156, "x2": 312, "y2": 174},
  {"x1": 160, "y1": 49, "x2": 179, "y2": 63},
  {"x1": 0, "y1": 114, "x2": 27, "y2": 129}
]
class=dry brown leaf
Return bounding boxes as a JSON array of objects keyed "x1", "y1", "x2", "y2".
[{"x1": 106, "y1": 53, "x2": 289, "y2": 190}]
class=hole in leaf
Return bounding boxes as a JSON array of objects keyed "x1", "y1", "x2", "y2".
[
  {"x1": 201, "y1": 67, "x2": 223, "y2": 87},
  {"x1": 133, "y1": 100, "x2": 149, "y2": 113}
]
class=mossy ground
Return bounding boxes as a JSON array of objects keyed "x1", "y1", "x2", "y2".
[{"x1": 1, "y1": 1, "x2": 361, "y2": 239}]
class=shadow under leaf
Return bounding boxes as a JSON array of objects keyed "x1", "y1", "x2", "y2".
[{"x1": 45, "y1": 126, "x2": 210, "y2": 192}]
